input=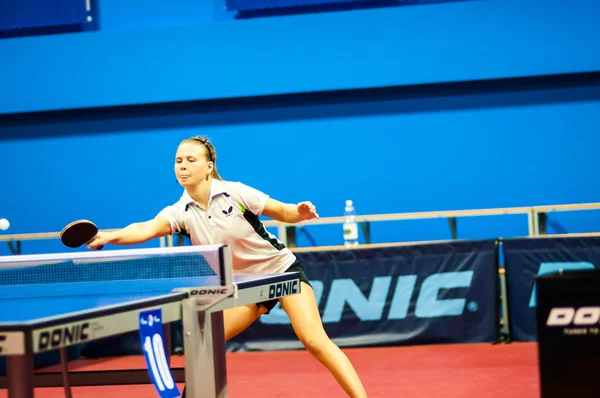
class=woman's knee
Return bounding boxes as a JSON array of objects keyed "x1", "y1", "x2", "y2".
[{"x1": 298, "y1": 329, "x2": 332, "y2": 356}]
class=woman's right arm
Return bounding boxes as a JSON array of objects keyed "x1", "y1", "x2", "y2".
[{"x1": 87, "y1": 216, "x2": 172, "y2": 249}]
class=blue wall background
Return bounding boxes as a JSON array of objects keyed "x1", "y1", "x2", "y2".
[
  {"x1": 0, "y1": 0, "x2": 599, "y2": 255},
  {"x1": 2, "y1": 0, "x2": 600, "y2": 113}
]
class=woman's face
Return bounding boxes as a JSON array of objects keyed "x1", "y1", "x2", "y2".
[{"x1": 174, "y1": 141, "x2": 213, "y2": 187}]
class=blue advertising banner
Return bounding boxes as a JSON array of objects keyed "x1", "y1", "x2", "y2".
[
  {"x1": 503, "y1": 237, "x2": 600, "y2": 342},
  {"x1": 227, "y1": 240, "x2": 499, "y2": 352}
]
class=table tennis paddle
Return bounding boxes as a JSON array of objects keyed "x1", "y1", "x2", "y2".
[{"x1": 60, "y1": 220, "x2": 103, "y2": 249}]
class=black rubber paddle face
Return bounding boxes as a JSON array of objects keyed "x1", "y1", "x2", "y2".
[{"x1": 60, "y1": 220, "x2": 99, "y2": 248}]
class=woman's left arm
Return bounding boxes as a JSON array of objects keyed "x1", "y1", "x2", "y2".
[{"x1": 262, "y1": 198, "x2": 319, "y2": 223}]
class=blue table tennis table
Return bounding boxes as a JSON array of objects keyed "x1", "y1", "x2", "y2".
[{"x1": 0, "y1": 245, "x2": 301, "y2": 398}]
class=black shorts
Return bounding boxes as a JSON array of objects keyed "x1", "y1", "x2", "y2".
[{"x1": 258, "y1": 260, "x2": 311, "y2": 314}]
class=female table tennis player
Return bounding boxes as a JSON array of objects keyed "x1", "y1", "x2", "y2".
[{"x1": 86, "y1": 136, "x2": 367, "y2": 397}]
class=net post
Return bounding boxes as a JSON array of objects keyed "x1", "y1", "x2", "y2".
[{"x1": 217, "y1": 245, "x2": 234, "y2": 290}]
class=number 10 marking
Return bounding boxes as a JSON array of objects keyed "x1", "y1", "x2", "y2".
[{"x1": 144, "y1": 333, "x2": 175, "y2": 390}]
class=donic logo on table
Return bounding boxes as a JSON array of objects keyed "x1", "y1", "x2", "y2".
[
  {"x1": 37, "y1": 322, "x2": 90, "y2": 351},
  {"x1": 262, "y1": 271, "x2": 477, "y2": 324},
  {"x1": 268, "y1": 280, "x2": 300, "y2": 299}
]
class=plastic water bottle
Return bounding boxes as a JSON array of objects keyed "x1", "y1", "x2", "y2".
[{"x1": 343, "y1": 200, "x2": 359, "y2": 246}]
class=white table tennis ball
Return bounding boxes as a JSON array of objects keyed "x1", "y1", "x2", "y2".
[{"x1": 0, "y1": 218, "x2": 10, "y2": 231}]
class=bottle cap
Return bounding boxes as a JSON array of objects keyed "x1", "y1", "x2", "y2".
[{"x1": 345, "y1": 200, "x2": 353, "y2": 206}]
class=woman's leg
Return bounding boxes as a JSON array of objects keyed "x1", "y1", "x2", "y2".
[
  {"x1": 279, "y1": 282, "x2": 367, "y2": 398},
  {"x1": 223, "y1": 303, "x2": 268, "y2": 340}
]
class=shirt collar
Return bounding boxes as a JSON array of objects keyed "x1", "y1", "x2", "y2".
[
  {"x1": 182, "y1": 179, "x2": 228, "y2": 210},
  {"x1": 209, "y1": 178, "x2": 228, "y2": 199}
]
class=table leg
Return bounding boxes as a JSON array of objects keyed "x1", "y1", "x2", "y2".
[
  {"x1": 59, "y1": 347, "x2": 73, "y2": 398},
  {"x1": 6, "y1": 354, "x2": 34, "y2": 398},
  {"x1": 182, "y1": 299, "x2": 228, "y2": 398},
  {"x1": 163, "y1": 323, "x2": 172, "y2": 364}
]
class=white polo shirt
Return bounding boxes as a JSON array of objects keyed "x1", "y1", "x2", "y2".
[{"x1": 157, "y1": 179, "x2": 297, "y2": 275}]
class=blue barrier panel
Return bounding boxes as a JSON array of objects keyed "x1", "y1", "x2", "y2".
[
  {"x1": 503, "y1": 237, "x2": 600, "y2": 342},
  {"x1": 228, "y1": 240, "x2": 499, "y2": 351}
]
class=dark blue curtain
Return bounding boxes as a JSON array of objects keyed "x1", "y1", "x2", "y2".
[
  {"x1": 0, "y1": 0, "x2": 89, "y2": 31},
  {"x1": 225, "y1": 0, "x2": 462, "y2": 16},
  {"x1": 226, "y1": 0, "x2": 381, "y2": 12}
]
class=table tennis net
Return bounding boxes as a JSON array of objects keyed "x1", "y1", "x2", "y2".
[{"x1": 0, "y1": 245, "x2": 233, "y2": 298}]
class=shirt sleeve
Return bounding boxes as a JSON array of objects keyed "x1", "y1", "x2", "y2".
[
  {"x1": 156, "y1": 204, "x2": 184, "y2": 235},
  {"x1": 231, "y1": 182, "x2": 270, "y2": 216}
]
